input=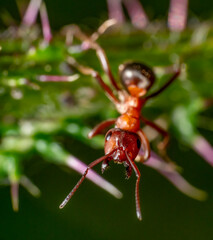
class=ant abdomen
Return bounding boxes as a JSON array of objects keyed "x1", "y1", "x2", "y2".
[{"x1": 119, "y1": 62, "x2": 155, "y2": 97}]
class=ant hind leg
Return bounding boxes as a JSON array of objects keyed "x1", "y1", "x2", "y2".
[{"x1": 145, "y1": 68, "x2": 180, "y2": 100}]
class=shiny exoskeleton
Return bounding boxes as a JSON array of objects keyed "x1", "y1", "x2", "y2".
[
  {"x1": 104, "y1": 128, "x2": 141, "y2": 178},
  {"x1": 59, "y1": 21, "x2": 180, "y2": 221}
]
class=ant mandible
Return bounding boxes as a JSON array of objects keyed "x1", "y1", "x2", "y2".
[{"x1": 59, "y1": 20, "x2": 180, "y2": 220}]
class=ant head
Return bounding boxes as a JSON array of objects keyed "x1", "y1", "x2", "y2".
[
  {"x1": 104, "y1": 128, "x2": 141, "y2": 162},
  {"x1": 119, "y1": 62, "x2": 155, "y2": 97}
]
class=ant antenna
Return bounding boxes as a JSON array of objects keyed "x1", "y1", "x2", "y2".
[{"x1": 59, "y1": 152, "x2": 115, "y2": 209}]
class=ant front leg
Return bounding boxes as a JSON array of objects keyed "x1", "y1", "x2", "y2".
[
  {"x1": 66, "y1": 22, "x2": 121, "y2": 92},
  {"x1": 67, "y1": 57, "x2": 119, "y2": 105},
  {"x1": 88, "y1": 119, "x2": 116, "y2": 139},
  {"x1": 91, "y1": 43, "x2": 121, "y2": 91},
  {"x1": 145, "y1": 68, "x2": 180, "y2": 100},
  {"x1": 85, "y1": 22, "x2": 121, "y2": 91},
  {"x1": 141, "y1": 117, "x2": 169, "y2": 150},
  {"x1": 125, "y1": 152, "x2": 142, "y2": 221},
  {"x1": 137, "y1": 129, "x2": 150, "y2": 162}
]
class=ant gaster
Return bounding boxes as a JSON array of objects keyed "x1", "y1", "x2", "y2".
[{"x1": 59, "y1": 20, "x2": 180, "y2": 220}]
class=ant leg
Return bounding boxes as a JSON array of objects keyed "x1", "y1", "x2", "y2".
[
  {"x1": 141, "y1": 117, "x2": 169, "y2": 150},
  {"x1": 88, "y1": 119, "x2": 116, "y2": 139},
  {"x1": 90, "y1": 19, "x2": 117, "y2": 42},
  {"x1": 125, "y1": 152, "x2": 142, "y2": 221},
  {"x1": 87, "y1": 21, "x2": 122, "y2": 91},
  {"x1": 65, "y1": 23, "x2": 121, "y2": 91},
  {"x1": 63, "y1": 20, "x2": 116, "y2": 46},
  {"x1": 91, "y1": 43, "x2": 121, "y2": 91},
  {"x1": 141, "y1": 118, "x2": 177, "y2": 165},
  {"x1": 137, "y1": 129, "x2": 150, "y2": 162},
  {"x1": 145, "y1": 69, "x2": 180, "y2": 100},
  {"x1": 59, "y1": 154, "x2": 111, "y2": 209},
  {"x1": 67, "y1": 57, "x2": 119, "y2": 104}
]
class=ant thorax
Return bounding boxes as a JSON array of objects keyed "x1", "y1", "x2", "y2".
[
  {"x1": 114, "y1": 91, "x2": 142, "y2": 132},
  {"x1": 116, "y1": 90, "x2": 143, "y2": 115}
]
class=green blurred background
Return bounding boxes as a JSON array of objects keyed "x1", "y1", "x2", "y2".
[{"x1": 0, "y1": 1, "x2": 213, "y2": 240}]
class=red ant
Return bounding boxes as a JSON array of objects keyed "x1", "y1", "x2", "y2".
[{"x1": 58, "y1": 20, "x2": 180, "y2": 220}]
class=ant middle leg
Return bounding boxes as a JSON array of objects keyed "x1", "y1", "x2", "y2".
[
  {"x1": 141, "y1": 117, "x2": 177, "y2": 166},
  {"x1": 88, "y1": 119, "x2": 116, "y2": 139},
  {"x1": 141, "y1": 116, "x2": 169, "y2": 150}
]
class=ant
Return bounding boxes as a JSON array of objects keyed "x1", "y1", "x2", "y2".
[{"x1": 57, "y1": 20, "x2": 180, "y2": 220}]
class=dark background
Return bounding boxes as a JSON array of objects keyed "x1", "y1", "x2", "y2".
[
  {"x1": 0, "y1": 0, "x2": 213, "y2": 29},
  {"x1": 0, "y1": 1, "x2": 213, "y2": 240}
]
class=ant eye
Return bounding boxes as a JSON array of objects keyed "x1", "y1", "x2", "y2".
[
  {"x1": 137, "y1": 139, "x2": 141, "y2": 149},
  {"x1": 106, "y1": 131, "x2": 112, "y2": 141}
]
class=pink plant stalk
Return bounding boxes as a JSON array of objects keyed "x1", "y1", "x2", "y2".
[
  {"x1": 22, "y1": 0, "x2": 42, "y2": 26},
  {"x1": 2, "y1": 176, "x2": 40, "y2": 211},
  {"x1": 22, "y1": 0, "x2": 52, "y2": 43},
  {"x1": 11, "y1": 182, "x2": 19, "y2": 211},
  {"x1": 192, "y1": 135, "x2": 213, "y2": 167},
  {"x1": 107, "y1": 0, "x2": 148, "y2": 29},
  {"x1": 143, "y1": 151, "x2": 207, "y2": 200},
  {"x1": 38, "y1": 74, "x2": 79, "y2": 82},
  {"x1": 20, "y1": 176, "x2": 41, "y2": 197},
  {"x1": 123, "y1": 0, "x2": 149, "y2": 29},
  {"x1": 107, "y1": 0, "x2": 125, "y2": 24},
  {"x1": 40, "y1": 2, "x2": 52, "y2": 43},
  {"x1": 168, "y1": 0, "x2": 188, "y2": 31}
]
